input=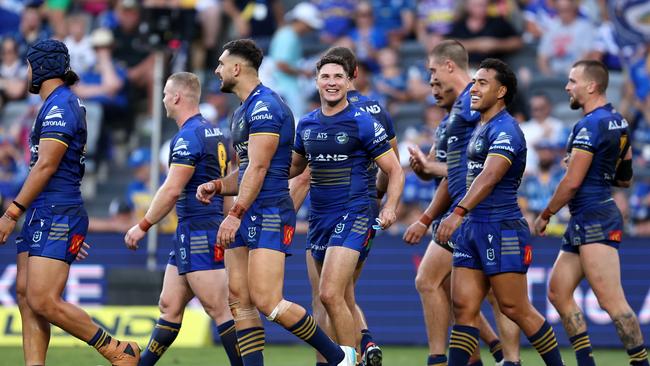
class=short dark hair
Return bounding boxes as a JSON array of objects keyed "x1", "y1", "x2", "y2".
[
  {"x1": 222, "y1": 39, "x2": 263, "y2": 71},
  {"x1": 316, "y1": 54, "x2": 351, "y2": 77},
  {"x1": 430, "y1": 40, "x2": 469, "y2": 71},
  {"x1": 324, "y1": 47, "x2": 357, "y2": 79},
  {"x1": 572, "y1": 59, "x2": 608, "y2": 94},
  {"x1": 478, "y1": 58, "x2": 517, "y2": 106}
]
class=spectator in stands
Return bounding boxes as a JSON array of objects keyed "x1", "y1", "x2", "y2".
[
  {"x1": 45, "y1": 0, "x2": 70, "y2": 40},
  {"x1": 0, "y1": 37, "x2": 28, "y2": 107},
  {"x1": 314, "y1": 0, "x2": 356, "y2": 44},
  {"x1": 0, "y1": 0, "x2": 24, "y2": 36},
  {"x1": 370, "y1": 0, "x2": 415, "y2": 48},
  {"x1": 629, "y1": 175, "x2": 650, "y2": 236},
  {"x1": 88, "y1": 197, "x2": 134, "y2": 233},
  {"x1": 520, "y1": 92, "x2": 567, "y2": 175},
  {"x1": 519, "y1": 141, "x2": 566, "y2": 234},
  {"x1": 346, "y1": 1, "x2": 388, "y2": 73},
  {"x1": 415, "y1": 0, "x2": 454, "y2": 50},
  {"x1": 537, "y1": 0, "x2": 597, "y2": 76},
  {"x1": 268, "y1": 2, "x2": 323, "y2": 118},
  {"x1": 64, "y1": 13, "x2": 95, "y2": 75},
  {"x1": 222, "y1": 0, "x2": 284, "y2": 52},
  {"x1": 374, "y1": 47, "x2": 409, "y2": 107},
  {"x1": 73, "y1": 28, "x2": 127, "y2": 171},
  {"x1": 14, "y1": 3, "x2": 50, "y2": 60},
  {"x1": 354, "y1": 60, "x2": 386, "y2": 106},
  {"x1": 446, "y1": 0, "x2": 523, "y2": 66},
  {"x1": 522, "y1": 0, "x2": 557, "y2": 41},
  {"x1": 0, "y1": 135, "x2": 27, "y2": 206}
]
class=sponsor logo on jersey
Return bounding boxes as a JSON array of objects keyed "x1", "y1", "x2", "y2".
[
  {"x1": 608, "y1": 119, "x2": 628, "y2": 130},
  {"x1": 250, "y1": 113, "x2": 273, "y2": 121},
  {"x1": 45, "y1": 105, "x2": 64, "y2": 120},
  {"x1": 493, "y1": 132, "x2": 512, "y2": 145},
  {"x1": 447, "y1": 136, "x2": 458, "y2": 145},
  {"x1": 317, "y1": 132, "x2": 328, "y2": 140},
  {"x1": 204, "y1": 128, "x2": 223, "y2": 138},
  {"x1": 373, "y1": 121, "x2": 385, "y2": 137},
  {"x1": 42, "y1": 120, "x2": 66, "y2": 127},
  {"x1": 608, "y1": 230, "x2": 622, "y2": 242},
  {"x1": 575, "y1": 127, "x2": 592, "y2": 141},
  {"x1": 307, "y1": 153, "x2": 348, "y2": 162},
  {"x1": 251, "y1": 101, "x2": 270, "y2": 116},
  {"x1": 173, "y1": 138, "x2": 189, "y2": 152},
  {"x1": 468, "y1": 161, "x2": 484, "y2": 170},
  {"x1": 282, "y1": 225, "x2": 295, "y2": 245},
  {"x1": 359, "y1": 104, "x2": 381, "y2": 114},
  {"x1": 453, "y1": 251, "x2": 472, "y2": 259}
]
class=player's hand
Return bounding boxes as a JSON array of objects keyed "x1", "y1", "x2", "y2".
[
  {"x1": 75, "y1": 242, "x2": 91, "y2": 261},
  {"x1": 533, "y1": 215, "x2": 549, "y2": 236},
  {"x1": 0, "y1": 215, "x2": 17, "y2": 245},
  {"x1": 408, "y1": 146, "x2": 427, "y2": 174},
  {"x1": 378, "y1": 207, "x2": 397, "y2": 230},
  {"x1": 217, "y1": 215, "x2": 240, "y2": 249},
  {"x1": 196, "y1": 181, "x2": 217, "y2": 204},
  {"x1": 403, "y1": 221, "x2": 428, "y2": 245},
  {"x1": 436, "y1": 212, "x2": 463, "y2": 244},
  {"x1": 124, "y1": 225, "x2": 146, "y2": 250}
]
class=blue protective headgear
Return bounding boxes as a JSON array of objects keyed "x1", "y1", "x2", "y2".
[{"x1": 26, "y1": 39, "x2": 71, "y2": 94}]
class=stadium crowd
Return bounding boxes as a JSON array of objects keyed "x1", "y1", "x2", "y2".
[{"x1": 0, "y1": 0, "x2": 648, "y2": 238}]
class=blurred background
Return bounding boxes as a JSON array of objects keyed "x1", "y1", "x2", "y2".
[{"x1": 0, "y1": 0, "x2": 649, "y2": 356}]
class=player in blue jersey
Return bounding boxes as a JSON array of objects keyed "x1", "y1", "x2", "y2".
[
  {"x1": 0, "y1": 39, "x2": 140, "y2": 366},
  {"x1": 436, "y1": 58, "x2": 564, "y2": 366},
  {"x1": 289, "y1": 46, "x2": 398, "y2": 366},
  {"x1": 123, "y1": 72, "x2": 241, "y2": 366},
  {"x1": 403, "y1": 41, "x2": 518, "y2": 366},
  {"x1": 289, "y1": 54, "x2": 404, "y2": 366},
  {"x1": 535, "y1": 60, "x2": 649, "y2": 366},
  {"x1": 195, "y1": 39, "x2": 346, "y2": 366}
]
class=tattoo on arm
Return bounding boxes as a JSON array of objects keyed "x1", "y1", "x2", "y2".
[
  {"x1": 613, "y1": 312, "x2": 644, "y2": 349},
  {"x1": 561, "y1": 311, "x2": 587, "y2": 337}
]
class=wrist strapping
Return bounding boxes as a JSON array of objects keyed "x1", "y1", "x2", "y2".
[
  {"x1": 138, "y1": 217, "x2": 153, "y2": 232},
  {"x1": 419, "y1": 212, "x2": 434, "y2": 227},
  {"x1": 541, "y1": 207, "x2": 554, "y2": 221},
  {"x1": 229, "y1": 203, "x2": 246, "y2": 219},
  {"x1": 454, "y1": 205, "x2": 468, "y2": 217}
]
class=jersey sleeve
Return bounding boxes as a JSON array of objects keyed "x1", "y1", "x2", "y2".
[
  {"x1": 377, "y1": 109, "x2": 396, "y2": 141},
  {"x1": 435, "y1": 117, "x2": 449, "y2": 163},
  {"x1": 248, "y1": 97, "x2": 287, "y2": 137},
  {"x1": 487, "y1": 123, "x2": 524, "y2": 164},
  {"x1": 39, "y1": 97, "x2": 81, "y2": 147},
  {"x1": 169, "y1": 130, "x2": 201, "y2": 168},
  {"x1": 293, "y1": 119, "x2": 306, "y2": 156},
  {"x1": 360, "y1": 114, "x2": 392, "y2": 160},
  {"x1": 570, "y1": 119, "x2": 599, "y2": 155}
]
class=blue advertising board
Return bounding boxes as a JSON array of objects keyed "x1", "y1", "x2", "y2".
[{"x1": 0, "y1": 232, "x2": 648, "y2": 347}]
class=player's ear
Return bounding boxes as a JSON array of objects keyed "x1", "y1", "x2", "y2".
[{"x1": 497, "y1": 84, "x2": 507, "y2": 100}]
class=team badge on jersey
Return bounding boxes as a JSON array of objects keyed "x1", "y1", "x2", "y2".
[{"x1": 335, "y1": 132, "x2": 348, "y2": 144}]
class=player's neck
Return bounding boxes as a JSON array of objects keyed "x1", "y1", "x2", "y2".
[
  {"x1": 480, "y1": 103, "x2": 506, "y2": 124},
  {"x1": 176, "y1": 107, "x2": 201, "y2": 128},
  {"x1": 581, "y1": 95, "x2": 608, "y2": 115},
  {"x1": 321, "y1": 99, "x2": 349, "y2": 116},
  {"x1": 39, "y1": 79, "x2": 64, "y2": 101},
  {"x1": 452, "y1": 74, "x2": 472, "y2": 99},
  {"x1": 234, "y1": 76, "x2": 261, "y2": 102}
]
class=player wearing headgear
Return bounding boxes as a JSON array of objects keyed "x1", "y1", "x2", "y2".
[
  {"x1": 0, "y1": 39, "x2": 140, "y2": 365},
  {"x1": 436, "y1": 58, "x2": 564, "y2": 366},
  {"x1": 123, "y1": 72, "x2": 241, "y2": 366},
  {"x1": 535, "y1": 60, "x2": 649, "y2": 366},
  {"x1": 290, "y1": 53, "x2": 404, "y2": 366},
  {"x1": 289, "y1": 46, "x2": 398, "y2": 366},
  {"x1": 196, "y1": 39, "x2": 347, "y2": 366}
]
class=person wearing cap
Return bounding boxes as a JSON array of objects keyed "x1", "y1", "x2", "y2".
[
  {"x1": 0, "y1": 39, "x2": 140, "y2": 365},
  {"x1": 268, "y1": 1, "x2": 323, "y2": 118}
]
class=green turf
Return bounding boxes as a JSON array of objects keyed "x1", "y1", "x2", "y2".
[{"x1": 0, "y1": 345, "x2": 628, "y2": 365}]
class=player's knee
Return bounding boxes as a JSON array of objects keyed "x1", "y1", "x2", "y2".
[
  {"x1": 319, "y1": 286, "x2": 343, "y2": 309},
  {"x1": 496, "y1": 299, "x2": 525, "y2": 323},
  {"x1": 26, "y1": 294, "x2": 54, "y2": 317},
  {"x1": 415, "y1": 272, "x2": 435, "y2": 295},
  {"x1": 250, "y1": 292, "x2": 276, "y2": 316},
  {"x1": 15, "y1": 282, "x2": 28, "y2": 308},
  {"x1": 264, "y1": 299, "x2": 292, "y2": 323},
  {"x1": 547, "y1": 285, "x2": 568, "y2": 309},
  {"x1": 158, "y1": 295, "x2": 184, "y2": 319}
]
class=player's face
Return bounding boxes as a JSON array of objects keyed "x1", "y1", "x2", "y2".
[
  {"x1": 162, "y1": 80, "x2": 177, "y2": 119},
  {"x1": 428, "y1": 56, "x2": 452, "y2": 93},
  {"x1": 215, "y1": 50, "x2": 236, "y2": 93},
  {"x1": 566, "y1": 66, "x2": 587, "y2": 110},
  {"x1": 431, "y1": 79, "x2": 455, "y2": 110},
  {"x1": 470, "y1": 68, "x2": 504, "y2": 112},
  {"x1": 317, "y1": 63, "x2": 349, "y2": 107}
]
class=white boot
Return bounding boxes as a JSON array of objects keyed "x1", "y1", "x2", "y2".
[{"x1": 337, "y1": 345, "x2": 357, "y2": 366}]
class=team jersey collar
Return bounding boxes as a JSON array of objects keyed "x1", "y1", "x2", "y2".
[
  {"x1": 586, "y1": 103, "x2": 613, "y2": 117},
  {"x1": 347, "y1": 90, "x2": 362, "y2": 101},
  {"x1": 317, "y1": 103, "x2": 353, "y2": 123},
  {"x1": 180, "y1": 113, "x2": 203, "y2": 129},
  {"x1": 44, "y1": 84, "x2": 68, "y2": 104},
  {"x1": 241, "y1": 83, "x2": 265, "y2": 108},
  {"x1": 483, "y1": 108, "x2": 508, "y2": 125}
]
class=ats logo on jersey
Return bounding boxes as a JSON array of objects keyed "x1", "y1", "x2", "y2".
[
  {"x1": 282, "y1": 225, "x2": 295, "y2": 245},
  {"x1": 69, "y1": 234, "x2": 85, "y2": 255},
  {"x1": 608, "y1": 230, "x2": 622, "y2": 242}
]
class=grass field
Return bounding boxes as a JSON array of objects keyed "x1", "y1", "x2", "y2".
[{"x1": 0, "y1": 345, "x2": 629, "y2": 365}]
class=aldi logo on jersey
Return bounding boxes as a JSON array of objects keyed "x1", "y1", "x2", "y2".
[
  {"x1": 251, "y1": 101, "x2": 270, "y2": 116},
  {"x1": 373, "y1": 122, "x2": 385, "y2": 137},
  {"x1": 45, "y1": 105, "x2": 64, "y2": 120}
]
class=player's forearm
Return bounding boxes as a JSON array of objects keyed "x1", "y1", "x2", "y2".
[
  {"x1": 376, "y1": 170, "x2": 388, "y2": 195},
  {"x1": 289, "y1": 168, "x2": 311, "y2": 211},
  {"x1": 422, "y1": 161, "x2": 447, "y2": 178},
  {"x1": 234, "y1": 164, "x2": 267, "y2": 209},
  {"x1": 144, "y1": 184, "x2": 179, "y2": 225},
  {"x1": 14, "y1": 162, "x2": 58, "y2": 210},
  {"x1": 457, "y1": 170, "x2": 499, "y2": 212},
  {"x1": 382, "y1": 167, "x2": 405, "y2": 212},
  {"x1": 544, "y1": 178, "x2": 578, "y2": 215},
  {"x1": 425, "y1": 178, "x2": 452, "y2": 219},
  {"x1": 218, "y1": 169, "x2": 240, "y2": 196}
]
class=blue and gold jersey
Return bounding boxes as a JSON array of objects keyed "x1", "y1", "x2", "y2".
[
  {"x1": 169, "y1": 114, "x2": 228, "y2": 221},
  {"x1": 566, "y1": 103, "x2": 630, "y2": 215},
  {"x1": 446, "y1": 83, "x2": 480, "y2": 206},
  {"x1": 348, "y1": 90, "x2": 396, "y2": 199},
  {"x1": 433, "y1": 114, "x2": 450, "y2": 186},
  {"x1": 294, "y1": 104, "x2": 392, "y2": 213},
  {"x1": 466, "y1": 109, "x2": 526, "y2": 222},
  {"x1": 30, "y1": 85, "x2": 86, "y2": 207},
  {"x1": 230, "y1": 84, "x2": 295, "y2": 199}
]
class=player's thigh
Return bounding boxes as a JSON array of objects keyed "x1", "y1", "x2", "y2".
[
  {"x1": 416, "y1": 241, "x2": 452, "y2": 290},
  {"x1": 187, "y1": 268, "x2": 229, "y2": 304},
  {"x1": 489, "y1": 272, "x2": 532, "y2": 312},
  {"x1": 225, "y1": 246, "x2": 250, "y2": 302},
  {"x1": 248, "y1": 248, "x2": 286, "y2": 305},
  {"x1": 26, "y1": 256, "x2": 69, "y2": 302},
  {"x1": 579, "y1": 243, "x2": 627, "y2": 308},
  {"x1": 15, "y1": 251, "x2": 29, "y2": 299},
  {"x1": 159, "y1": 264, "x2": 193, "y2": 318},
  {"x1": 548, "y1": 250, "x2": 583, "y2": 304},
  {"x1": 320, "y1": 246, "x2": 359, "y2": 298},
  {"x1": 450, "y1": 267, "x2": 488, "y2": 323}
]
